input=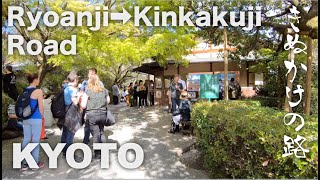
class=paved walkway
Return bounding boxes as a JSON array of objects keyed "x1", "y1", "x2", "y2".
[{"x1": 2, "y1": 103, "x2": 209, "y2": 179}]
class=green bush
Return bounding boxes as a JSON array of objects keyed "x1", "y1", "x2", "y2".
[
  {"x1": 250, "y1": 96, "x2": 284, "y2": 108},
  {"x1": 192, "y1": 100, "x2": 318, "y2": 178},
  {"x1": 2, "y1": 92, "x2": 14, "y2": 124}
]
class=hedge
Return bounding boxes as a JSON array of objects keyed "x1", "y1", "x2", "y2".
[{"x1": 191, "y1": 100, "x2": 318, "y2": 179}]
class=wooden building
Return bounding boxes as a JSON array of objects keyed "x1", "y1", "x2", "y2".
[{"x1": 133, "y1": 39, "x2": 264, "y2": 106}]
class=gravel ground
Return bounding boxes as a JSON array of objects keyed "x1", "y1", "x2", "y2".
[
  {"x1": 179, "y1": 149, "x2": 205, "y2": 170},
  {"x1": 2, "y1": 103, "x2": 209, "y2": 179}
]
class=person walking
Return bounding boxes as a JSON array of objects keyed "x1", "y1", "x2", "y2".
[
  {"x1": 80, "y1": 74, "x2": 110, "y2": 159},
  {"x1": 61, "y1": 71, "x2": 82, "y2": 159},
  {"x1": 80, "y1": 68, "x2": 104, "y2": 145},
  {"x1": 2, "y1": 65, "x2": 19, "y2": 101},
  {"x1": 20, "y1": 73, "x2": 45, "y2": 170},
  {"x1": 169, "y1": 75, "x2": 183, "y2": 112},
  {"x1": 112, "y1": 83, "x2": 120, "y2": 105}
]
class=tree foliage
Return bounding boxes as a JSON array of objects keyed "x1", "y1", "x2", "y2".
[{"x1": 2, "y1": 0, "x2": 197, "y2": 89}]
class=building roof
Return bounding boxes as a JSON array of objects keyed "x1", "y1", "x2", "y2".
[
  {"x1": 133, "y1": 40, "x2": 264, "y2": 74},
  {"x1": 132, "y1": 61, "x2": 165, "y2": 75}
]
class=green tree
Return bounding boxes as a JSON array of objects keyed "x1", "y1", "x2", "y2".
[{"x1": 2, "y1": 0, "x2": 197, "y2": 90}]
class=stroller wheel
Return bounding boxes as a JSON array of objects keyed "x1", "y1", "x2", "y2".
[{"x1": 168, "y1": 129, "x2": 175, "y2": 134}]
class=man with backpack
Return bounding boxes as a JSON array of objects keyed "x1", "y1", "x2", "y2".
[
  {"x1": 60, "y1": 71, "x2": 82, "y2": 159},
  {"x1": 15, "y1": 73, "x2": 45, "y2": 170}
]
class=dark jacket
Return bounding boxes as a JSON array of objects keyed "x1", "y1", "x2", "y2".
[
  {"x1": 169, "y1": 82, "x2": 183, "y2": 99},
  {"x1": 2, "y1": 72, "x2": 18, "y2": 100}
]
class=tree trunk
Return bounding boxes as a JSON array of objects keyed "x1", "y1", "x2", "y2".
[
  {"x1": 38, "y1": 63, "x2": 48, "y2": 87},
  {"x1": 284, "y1": 49, "x2": 294, "y2": 112},
  {"x1": 304, "y1": 37, "x2": 313, "y2": 115},
  {"x1": 277, "y1": 65, "x2": 282, "y2": 109},
  {"x1": 147, "y1": 74, "x2": 150, "y2": 104},
  {"x1": 223, "y1": 27, "x2": 229, "y2": 101}
]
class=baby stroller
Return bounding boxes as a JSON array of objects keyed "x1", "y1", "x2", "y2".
[
  {"x1": 169, "y1": 108, "x2": 191, "y2": 134},
  {"x1": 169, "y1": 110, "x2": 181, "y2": 134}
]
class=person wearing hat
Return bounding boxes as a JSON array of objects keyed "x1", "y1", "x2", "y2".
[
  {"x1": 168, "y1": 90, "x2": 192, "y2": 134},
  {"x1": 179, "y1": 91, "x2": 192, "y2": 122}
]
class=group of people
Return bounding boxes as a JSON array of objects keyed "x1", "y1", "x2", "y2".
[
  {"x1": 218, "y1": 77, "x2": 241, "y2": 100},
  {"x1": 19, "y1": 68, "x2": 111, "y2": 170},
  {"x1": 122, "y1": 80, "x2": 155, "y2": 108},
  {"x1": 11, "y1": 65, "x2": 242, "y2": 169},
  {"x1": 165, "y1": 75, "x2": 192, "y2": 134}
]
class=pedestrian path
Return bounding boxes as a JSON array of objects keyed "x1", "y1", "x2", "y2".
[{"x1": 2, "y1": 103, "x2": 209, "y2": 179}]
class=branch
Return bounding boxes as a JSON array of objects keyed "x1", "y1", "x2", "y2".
[
  {"x1": 265, "y1": 6, "x2": 292, "y2": 19},
  {"x1": 12, "y1": 24, "x2": 25, "y2": 39},
  {"x1": 120, "y1": 65, "x2": 134, "y2": 74},
  {"x1": 261, "y1": 21, "x2": 289, "y2": 31},
  {"x1": 118, "y1": 70, "x2": 131, "y2": 83},
  {"x1": 306, "y1": 1, "x2": 318, "y2": 20},
  {"x1": 246, "y1": 27, "x2": 261, "y2": 52},
  {"x1": 288, "y1": 0, "x2": 307, "y2": 17}
]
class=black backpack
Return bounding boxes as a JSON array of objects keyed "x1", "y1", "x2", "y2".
[
  {"x1": 51, "y1": 88, "x2": 66, "y2": 118},
  {"x1": 15, "y1": 87, "x2": 38, "y2": 120}
]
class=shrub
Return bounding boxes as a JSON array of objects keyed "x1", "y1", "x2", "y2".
[
  {"x1": 192, "y1": 100, "x2": 318, "y2": 178},
  {"x1": 250, "y1": 96, "x2": 284, "y2": 108},
  {"x1": 2, "y1": 92, "x2": 14, "y2": 125}
]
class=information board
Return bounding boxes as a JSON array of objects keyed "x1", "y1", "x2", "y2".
[
  {"x1": 216, "y1": 73, "x2": 236, "y2": 82},
  {"x1": 200, "y1": 74, "x2": 219, "y2": 99},
  {"x1": 187, "y1": 74, "x2": 200, "y2": 91}
]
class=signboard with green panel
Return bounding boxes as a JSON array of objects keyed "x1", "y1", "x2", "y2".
[{"x1": 200, "y1": 74, "x2": 219, "y2": 99}]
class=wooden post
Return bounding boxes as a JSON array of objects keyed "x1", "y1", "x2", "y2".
[
  {"x1": 284, "y1": 49, "x2": 294, "y2": 112},
  {"x1": 161, "y1": 70, "x2": 165, "y2": 106},
  {"x1": 223, "y1": 27, "x2": 229, "y2": 101},
  {"x1": 246, "y1": 62, "x2": 249, "y2": 87},
  {"x1": 147, "y1": 73, "x2": 150, "y2": 106},
  {"x1": 154, "y1": 73, "x2": 159, "y2": 106},
  {"x1": 304, "y1": 37, "x2": 312, "y2": 115}
]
